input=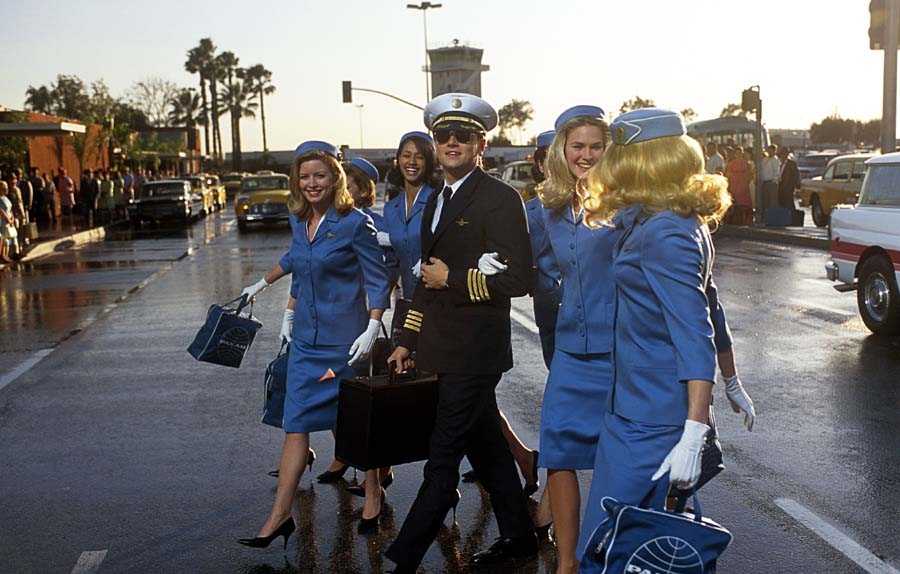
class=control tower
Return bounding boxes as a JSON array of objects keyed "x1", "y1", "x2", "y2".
[{"x1": 427, "y1": 40, "x2": 490, "y2": 97}]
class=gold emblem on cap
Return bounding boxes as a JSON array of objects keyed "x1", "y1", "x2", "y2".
[
  {"x1": 451, "y1": 97, "x2": 462, "y2": 109},
  {"x1": 615, "y1": 126, "x2": 626, "y2": 143}
]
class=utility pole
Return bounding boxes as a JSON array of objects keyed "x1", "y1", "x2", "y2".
[
  {"x1": 741, "y1": 85, "x2": 764, "y2": 225},
  {"x1": 356, "y1": 104, "x2": 365, "y2": 148},
  {"x1": 883, "y1": 0, "x2": 899, "y2": 152},
  {"x1": 407, "y1": 2, "x2": 442, "y2": 103}
]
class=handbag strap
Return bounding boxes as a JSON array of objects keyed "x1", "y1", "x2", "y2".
[
  {"x1": 224, "y1": 294, "x2": 254, "y2": 318},
  {"x1": 367, "y1": 321, "x2": 392, "y2": 378},
  {"x1": 691, "y1": 493, "x2": 704, "y2": 522}
]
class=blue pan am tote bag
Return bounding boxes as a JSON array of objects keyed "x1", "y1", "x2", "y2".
[{"x1": 187, "y1": 295, "x2": 262, "y2": 368}]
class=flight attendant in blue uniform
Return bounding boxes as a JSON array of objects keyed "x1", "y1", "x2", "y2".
[
  {"x1": 382, "y1": 131, "x2": 437, "y2": 298},
  {"x1": 576, "y1": 109, "x2": 735, "y2": 571},
  {"x1": 238, "y1": 140, "x2": 390, "y2": 546},
  {"x1": 346, "y1": 156, "x2": 401, "y2": 292}
]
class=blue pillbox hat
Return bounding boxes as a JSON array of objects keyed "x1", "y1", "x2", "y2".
[
  {"x1": 610, "y1": 108, "x2": 686, "y2": 146},
  {"x1": 536, "y1": 130, "x2": 556, "y2": 148},
  {"x1": 398, "y1": 131, "x2": 434, "y2": 150},
  {"x1": 347, "y1": 157, "x2": 379, "y2": 183},
  {"x1": 294, "y1": 140, "x2": 338, "y2": 160},
  {"x1": 554, "y1": 105, "x2": 606, "y2": 132}
]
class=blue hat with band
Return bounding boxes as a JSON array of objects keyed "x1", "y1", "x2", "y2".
[
  {"x1": 347, "y1": 157, "x2": 379, "y2": 183},
  {"x1": 294, "y1": 140, "x2": 338, "y2": 160},
  {"x1": 610, "y1": 108, "x2": 686, "y2": 146},
  {"x1": 536, "y1": 130, "x2": 556, "y2": 148},
  {"x1": 554, "y1": 105, "x2": 606, "y2": 132},
  {"x1": 398, "y1": 131, "x2": 434, "y2": 150}
]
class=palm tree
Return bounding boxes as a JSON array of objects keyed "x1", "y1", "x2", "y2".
[
  {"x1": 216, "y1": 51, "x2": 240, "y2": 160},
  {"x1": 239, "y1": 64, "x2": 276, "y2": 152},
  {"x1": 24, "y1": 85, "x2": 53, "y2": 114},
  {"x1": 219, "y1": 80, "x2": 257, "y2": 171},
  {"x1": 184, "y1": 39, "x2": 215, "y2": 158},
  {"x1": 168, "y1": 89, "x2": 201, "y2": 127}
]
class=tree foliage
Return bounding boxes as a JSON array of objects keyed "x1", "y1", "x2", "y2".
[
  {"x1": 680, "y1": 108, "x2": 697, "y2": 123},
  {"x1": 495, "y1": 99, "x2": 533, "y2": 145},
  {"x1": 619, "y1": 96, "x2": 655, "y2": 114},
  {"x1": 809, "y1": 115, "x2": 881, "y2": 146},
  {"x1": 720, "y1": 103, "x2": 751, "y2": 119},
  {"x1": 129, "y1": 76, "x2": 180, "y2": 127}
]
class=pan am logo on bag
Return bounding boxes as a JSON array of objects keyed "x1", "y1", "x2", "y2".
[
  {"x1": 212, "y1": 327, "x2": 252, "y2": 363},
  {"x1": 625, "y1": 536, "x2": 703, "y2": 574}
]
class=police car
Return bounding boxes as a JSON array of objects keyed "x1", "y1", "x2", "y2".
[{"x1": 826, "y1": 153, "x2": 900, "y2": 335}]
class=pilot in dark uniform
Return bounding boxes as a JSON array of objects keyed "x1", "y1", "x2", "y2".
[{"x1": 385, "y1": 93, "x2": 539, "y2": 572}]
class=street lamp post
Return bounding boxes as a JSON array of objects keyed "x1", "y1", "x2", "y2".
[
  {"x1": 406, "y1": 2, "x2": 442, "y2": 102},
  {"x1": 356, "y1": 104, "x2": 365, "y2": 148}
]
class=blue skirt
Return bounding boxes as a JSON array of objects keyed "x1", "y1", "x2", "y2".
[
  {"x1": 576, "y1": 411, "x2": 682, "y2": 570},
  {"x1": 538, "y1": 350, "x2": 613, "y2": 470},
  {"x1": 283, "y1": 339, "x2": 355, "y2": 433}
]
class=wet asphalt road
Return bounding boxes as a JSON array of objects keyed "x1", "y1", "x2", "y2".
[{"x1": 0, "y1": 209, "x2": 898, "y2": 574}]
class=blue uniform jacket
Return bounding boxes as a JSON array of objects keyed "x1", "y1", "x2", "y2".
[
  {"x1": 526, "y1": 198, "x2": 562, "y2": 365},
  {"x1": 279, "y1": 207, "x2": 391, "y2": 347},
  {"x1": 545, "y1": 206, "x2": 619, "y2": 355},
  {"x1": 610, "y1": 205, "x2": 718, "y2": 426},
  {"x1": 383, "y1": 185, "x2": 434, "y2": 297},
  {"x1": 362, "y1": 206, "x2": 400, "y2": 288}
]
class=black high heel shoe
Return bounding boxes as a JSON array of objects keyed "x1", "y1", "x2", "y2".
[
  {"x1": 316, "y1": 462, "x2": 349, "y2": 483},
  {"x1": 237, "y1": 516, "x2": 296, "y2": 549},
  {"x1": 535, "y1": 520, "x2": 554, "y2": 544},
  {"x1": 357, "y1": 487, "x2": 386, "y2": 534},
  {"x1": 522, "y1": 450, "x2": 540, "y2": 498},
  {"x1": 267, "y1": 448, "x2": 316, "y2": 478},
  {"x1": 346, "y1": 470, "x2": 395, "y2": 497}
]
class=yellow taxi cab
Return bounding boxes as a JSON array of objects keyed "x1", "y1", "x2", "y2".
[
  {"x1": 221, "y1": 172, "x2": 247, "y2": 197},
  {"x1": 234, "y1": 173, "x2": 291, "y2": 231},
  {"x1": 796, "y1": 153, "x2": 874, "y2": 227}
]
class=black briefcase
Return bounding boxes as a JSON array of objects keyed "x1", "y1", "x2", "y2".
[{"x1": 335, "y1": 369, "x2": 439, "y2": 471}]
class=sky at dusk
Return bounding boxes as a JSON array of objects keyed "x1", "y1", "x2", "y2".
[{"x1": 0, "y1": 0, "x2": 888, "y2": 154}]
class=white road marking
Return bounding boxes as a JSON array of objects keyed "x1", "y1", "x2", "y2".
[
  {"x1": 70, "y1": 550, "x2": 108, "y2": 574},
  {"x1": 775, "y1": 498, "x2": 899, "y2": 574},
  {"x1": 510, "y1": 308, "x2": 540, "y2": 334},
  {"x1": 0, "y1": 348, "x2": 55, "y2": 392},
  {"x1": 790, "y1": 298, "x2": 855, "y2": 318}
]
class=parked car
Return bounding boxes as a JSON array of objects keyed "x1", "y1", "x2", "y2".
[
  {"x1": 500, "y1": 161, "x2": 534, "y2": 198},
  {"x1": 796, "y1": 153, "x2": 874, "y2": 227},
  {"x1": 132, "y1": 180, "x2": 205, "y2": 225},
  {"x1": 204, "y1": 174, "x2": 227, "y2": 210},
  {"x1": 181, "y1": 175, "x2": 216, "y2": 215},
  {"x1": 796, "y1": 150, "x2": 840, "y2": 180},
  {"x1": 826, "y1": 152, "x2": 900, "y2": 335},
  {"x1": 234, "y1": 173, "x2": 291, "y2": 231},
  {"x1": 221, "y1": 172, "x2": 247, "y2": 197}
]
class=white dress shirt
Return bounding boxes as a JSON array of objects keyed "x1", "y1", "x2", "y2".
[
  {"x1": 761, "y1": 156, "x2": 782, "y2": 183},
  {"x1": 430, "y1": 168, "x2": 475, "y2": 233}
]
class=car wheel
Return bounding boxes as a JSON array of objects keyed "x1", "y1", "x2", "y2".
[
  {"x1": 856, "y1": 255, "x2": 900, "y2": 336},
  {"x1": 811, "y1": 195, "x2": 829, "y2": 227}
]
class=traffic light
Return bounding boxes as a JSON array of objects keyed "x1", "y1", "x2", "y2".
[
  {"x1": 342, "y1": 81, "x2": 352, "y2": 103},
  {"x1": 871, "y1": 0, "x2": 886, "y2": 50},
  {"x1": 741, "y1": 88, "x2": 760, "y2": 113}
]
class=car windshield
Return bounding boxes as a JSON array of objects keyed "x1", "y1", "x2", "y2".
[
  {"x1": 222, "y1": 175, "x2": 243, "y2": 182},
  {"x1": 141, "y1": 183, "x2": 186, "y2": 197},
  {"x1": 798, "y1": 155, "x2": 834, "y2": 168},
  {"x1": 184, "y1": 178, "x2": 203, "y2": 189},
  {"x1": 859, "y1": 164, "x2": 900, "y2": 206},
  {"x1": 242, "y1": 176, "x2": 288, "y2": 191}
]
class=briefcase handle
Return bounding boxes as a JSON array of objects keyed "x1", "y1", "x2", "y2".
[
  {"x1": 223, "y1": 294, "x2": 255, "y2": 319},
  {"x1": 367, "y1": 321, "x2": 392, "y2": 379}
]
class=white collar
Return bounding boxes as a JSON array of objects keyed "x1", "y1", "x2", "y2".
[{"x1": 442, "y1": 168, "x2": 476, "y2": 196}]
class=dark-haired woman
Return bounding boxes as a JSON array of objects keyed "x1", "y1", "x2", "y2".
[{"x1": 238, "y1": 141, "x2": 391, "y2": 543}]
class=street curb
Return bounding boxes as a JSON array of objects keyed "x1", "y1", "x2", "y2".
[
  {"x1": 21, "y1": 225, "x2": 108, "y2": 263},
  {"x1": 716, "y1": 225, "x2": 829, "y2": 251}
]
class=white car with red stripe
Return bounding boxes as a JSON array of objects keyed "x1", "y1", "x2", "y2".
[{"x1": 826, "y1": 153, "x2": 900, "y2": 335}]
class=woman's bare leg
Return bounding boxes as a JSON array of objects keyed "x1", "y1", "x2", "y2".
[
  {"x1": 548, "y1": 469, "x2": 580, "y2": 573},
  {"x1": 257, "y1": 432, "x2": 309, "y2": 536}
]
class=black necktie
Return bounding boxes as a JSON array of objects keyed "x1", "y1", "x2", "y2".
[{"x1": 435, "y1": 185, "x2": 453, "y2": 230}]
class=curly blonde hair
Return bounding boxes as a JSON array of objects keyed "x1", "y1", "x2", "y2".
[
  {"x1": 537, "y1": 117, "x2": 608, "y2": 210},
  {"x1": 583, "y1": 135, "x2": 732, "y2": 228},
  {"x1": 288, "y1": 152, "x2": 354, "y2": 218}
]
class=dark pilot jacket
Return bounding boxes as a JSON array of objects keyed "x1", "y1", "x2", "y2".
[{"x1": 399, "y1": 167, "x2": 534, "y2": 375}]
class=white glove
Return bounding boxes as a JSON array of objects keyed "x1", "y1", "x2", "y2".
[
  {"x1": 651, "y1": 419, "x2": 709, "y2": 489},
  {"x1": 724, "y1": 374, "x2": 756, "y2": 431},
  {"x1": 280, "y1": 309, "x2": 294, "y2": 343},
  {"x1": 411, "y1": 260, "x2": 422, "y2": 278},
  {"x1": 348, "y1": 319, "x2": 381, "y2": 365},
  {"x1": 478, "y1": 252, "x2": 508, "y2": 276},
  {"x1": 241, "y1": 277, "x2": 269, "y2": 300},
  {"x1": 376, "y1": 231, "x2": 392, "y2": 247}
]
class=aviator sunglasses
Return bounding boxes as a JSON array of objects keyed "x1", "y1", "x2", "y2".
[{"x1": 433, "y1": 127, "x2": 483, "y2": 145}]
